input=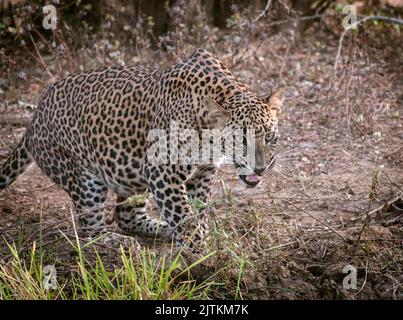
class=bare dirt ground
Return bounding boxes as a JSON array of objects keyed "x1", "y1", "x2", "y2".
[{"x1": 0, "y1": 31, "x2": 402, "y2": 299}]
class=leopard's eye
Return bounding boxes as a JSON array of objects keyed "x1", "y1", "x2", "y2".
[{"x1": 265, "y1": 132, "x2": 277, "y2": 145}]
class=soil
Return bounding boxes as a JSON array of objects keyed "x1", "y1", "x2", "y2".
[{"x1": 0, "y1": 32, "x2": 402, "y2": 299}]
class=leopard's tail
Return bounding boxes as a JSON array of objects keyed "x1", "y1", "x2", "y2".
[{"x1": 0, "y1": 135, "x2": 33, "y2": 191}]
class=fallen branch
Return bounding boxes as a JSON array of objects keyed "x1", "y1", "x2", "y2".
[
  {"x1": 349, "y1": 192, "x2": 402, "y2": 223},
  {"x1": 367, "y1": 193, "x2": 402, "y2": 217}
]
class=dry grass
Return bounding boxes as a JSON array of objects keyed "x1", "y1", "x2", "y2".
[{"x1": 0, "y1": 3, "x2": 402, "y2": 299}]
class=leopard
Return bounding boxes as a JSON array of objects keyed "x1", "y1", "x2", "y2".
[{"x1": 0, "y1": 48, "x2": 284, "y2": 255}]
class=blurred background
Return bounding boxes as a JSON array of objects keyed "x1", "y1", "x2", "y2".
[{"x1": 0, "y1": 1, "x2": 402, "y2": 91}]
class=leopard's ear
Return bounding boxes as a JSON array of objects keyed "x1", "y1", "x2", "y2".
[
  {"x1": 267, "y1": 89, "x2": 284, "y2": 117},
  {"x1": 203, "y1": 97, "x2": 227, "y2": 129}
]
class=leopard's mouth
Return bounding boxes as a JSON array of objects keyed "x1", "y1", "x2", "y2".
[{"x1": 239, "y1": 174, "x2": 261, "y2": 188}]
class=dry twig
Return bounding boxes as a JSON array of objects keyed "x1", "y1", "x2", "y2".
[{"x1": 285, "y1": 200, "x2": 347, "y2": 242}]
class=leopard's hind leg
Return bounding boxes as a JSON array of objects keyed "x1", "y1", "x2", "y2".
[{"x1": 34, "y1": 148, "x2": 137, "y2": 247}]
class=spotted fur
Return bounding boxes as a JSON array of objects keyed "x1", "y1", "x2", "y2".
[{"x1": 0, "y1": 49, "x2": 284, "y2": 253}]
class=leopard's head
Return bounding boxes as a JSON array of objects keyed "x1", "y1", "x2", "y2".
[{"x1": 204, "y1": 89, "x2": 284, "y2": 188}]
